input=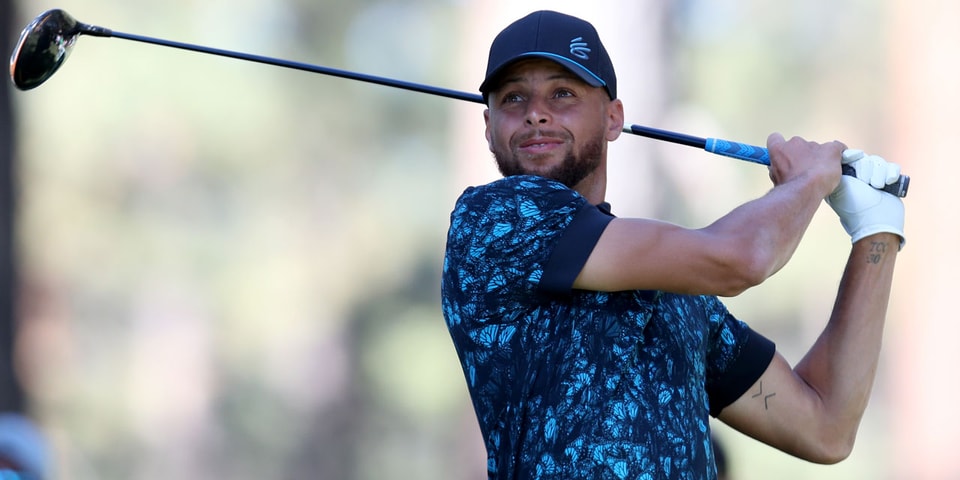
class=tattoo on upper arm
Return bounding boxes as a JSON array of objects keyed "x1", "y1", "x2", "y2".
[
  {"x1": 751, "y1": 381, "x2": 777, "y2": 410},
  {"x1": 867, "y1": 241, "x2": 888, "y2": 264}
]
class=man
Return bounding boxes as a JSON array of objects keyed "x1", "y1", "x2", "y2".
[{"x1": 441, "y1": 10, "x2": 905, "y2": 480}]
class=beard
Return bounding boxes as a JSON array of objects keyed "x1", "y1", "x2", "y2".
[{"x1": 492, "y1": 131, "x2": 604, "y2": 189}]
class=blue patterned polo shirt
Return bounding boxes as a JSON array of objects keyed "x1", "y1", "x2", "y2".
[{"x1": 441, "y1": 175, "x2": 775, "y2": 480}]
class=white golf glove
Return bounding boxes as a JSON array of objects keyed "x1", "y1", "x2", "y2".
[
  {"x1": 840, "y1": 149, "x2": 902, "y2": 189},
  {"x1": 825, "y1": 150, "x2": 905, "y2": 250}
]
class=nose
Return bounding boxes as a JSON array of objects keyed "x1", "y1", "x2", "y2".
[{"x1": 524, "y1": 97, "x2": 551, "y2": 126}]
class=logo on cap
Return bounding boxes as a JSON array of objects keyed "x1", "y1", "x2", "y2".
[{"x1": 569, "y1": 37, "x2": 591, "y2": 60}]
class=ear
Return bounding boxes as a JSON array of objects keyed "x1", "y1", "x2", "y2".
[
  {"x1": 606, "y1": 99, "x2": 624, "y2": 141},
  {"x1": 484, "y1": 108, "x2": 494, "y2": 151}
]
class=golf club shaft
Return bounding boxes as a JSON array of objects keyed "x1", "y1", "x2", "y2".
[
  {"x1": 82, "y1": 24, "x2": 482, "y2": 103},
  {"x1": 78, "y1": 23, "x2": 909, "y2": 197}
]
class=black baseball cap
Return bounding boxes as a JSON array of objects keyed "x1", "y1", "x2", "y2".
[{"x1": 480, "y1": 10, "x2": 617, "y2": 101}]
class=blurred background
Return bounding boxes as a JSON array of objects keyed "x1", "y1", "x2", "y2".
[{"x1": 1, "y1": 0, "x2": 956, "y2": 478}]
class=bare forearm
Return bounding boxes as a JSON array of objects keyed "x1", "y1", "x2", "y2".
[
  {"x1": 794, "y1": 233, "x2": 898, "y2": 445},
  {"x1": 575, "y1": 176, "x2": 833, "y2": 296},
  {"x1": 706, "y1": 176, "x2": 829, "y2": 281},
  {"x1": 718, "y1": 134, "x2": 844, "y2": 280}
]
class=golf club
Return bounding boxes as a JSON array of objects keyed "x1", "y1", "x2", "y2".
[{"x1": 9, "y1": 9, "x2": 909, "y2": 197}]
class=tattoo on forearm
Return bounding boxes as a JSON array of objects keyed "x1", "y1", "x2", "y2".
[
  {"x1": 867, "y1": 241, "x2": 889, "y2": 264},
  {"x1": 751, "y1": 381, "x2": 777, "y2": 410}
]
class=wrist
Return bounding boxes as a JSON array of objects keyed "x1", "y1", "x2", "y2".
[{"x1": 853, "y1": 232, "x2": 903, "y2": 253}]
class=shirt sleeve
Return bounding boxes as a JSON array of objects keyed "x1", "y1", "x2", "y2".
[
  {"x1": 538, "y1": 202, "x2": 614, "y2": 295},
  {"x1": 443, "y1": 176, "x2": 608, "y2": 320},
  {"x1": 703, "y1": 298, "x2": 776, "y2": 416}
]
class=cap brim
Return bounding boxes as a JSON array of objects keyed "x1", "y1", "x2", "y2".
[{"x1": 479, "y1": 52, "x2": 606, "y2": 94}]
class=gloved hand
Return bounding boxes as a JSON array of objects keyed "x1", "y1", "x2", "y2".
[
  {"x1": 841, "y1": 149, "x2": 902, "y2": 189},
  {"x1": 826, "y1": 150, "x2": 906, "y2": 250}
]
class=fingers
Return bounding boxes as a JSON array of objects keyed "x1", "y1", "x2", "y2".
[
  {"x1": 767, "y1": 132, "x2": 786, "y2": 148},
  {"x1": 842, "y1": 149, "x2": 864, "y2": 164},
  {"x1": 764, "y1": 134, "x2": 846, "y2": 195},
  {"x1": 840, "y1": 149, "x2": 903, "y2": 188},
  {"x1": 768, "y1": 133, "x2": 845, "y2": 155},
  {"x1": 884, "y1": 162, "x2": 902, "y2": 184}
]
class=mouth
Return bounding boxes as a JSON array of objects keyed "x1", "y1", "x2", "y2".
[{"x1": 517, "y1": 135, "x2": 565, "y2": 155}]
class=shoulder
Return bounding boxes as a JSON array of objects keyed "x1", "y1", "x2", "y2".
[
  {"x1": 452, "y1": 176, "x2": 594, "y2": 229},
  {"x1": 457, "y1": 175, "x2": 581, "y2": 206},
  {"x1": 452, "y1": 176, "x2": 587, "y2": 224}
]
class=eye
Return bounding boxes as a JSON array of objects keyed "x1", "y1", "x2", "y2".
[
  {"x1": 500, "y1": 92, "x2": 524, "y2": 104},
  {"x1": 554, "y1": 88, "x2": 575, "y2": 98}
]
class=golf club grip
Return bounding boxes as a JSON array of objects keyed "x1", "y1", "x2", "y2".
[{"x1": 705, "y1": 138, "x2": 909, "y2": 198}]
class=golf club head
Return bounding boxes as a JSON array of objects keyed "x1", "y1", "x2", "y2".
[{"x1": 9, "y1": 9, "x2": 84, "y2": 90}]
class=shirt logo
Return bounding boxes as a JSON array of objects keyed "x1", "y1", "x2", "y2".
[{"x1": 569, "y1": 37, "x2": 591, "y2": 60}]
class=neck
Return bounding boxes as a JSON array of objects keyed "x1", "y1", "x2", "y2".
[{"x1": 573, "y1": 161, "x2": 607, "y2": 205}]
